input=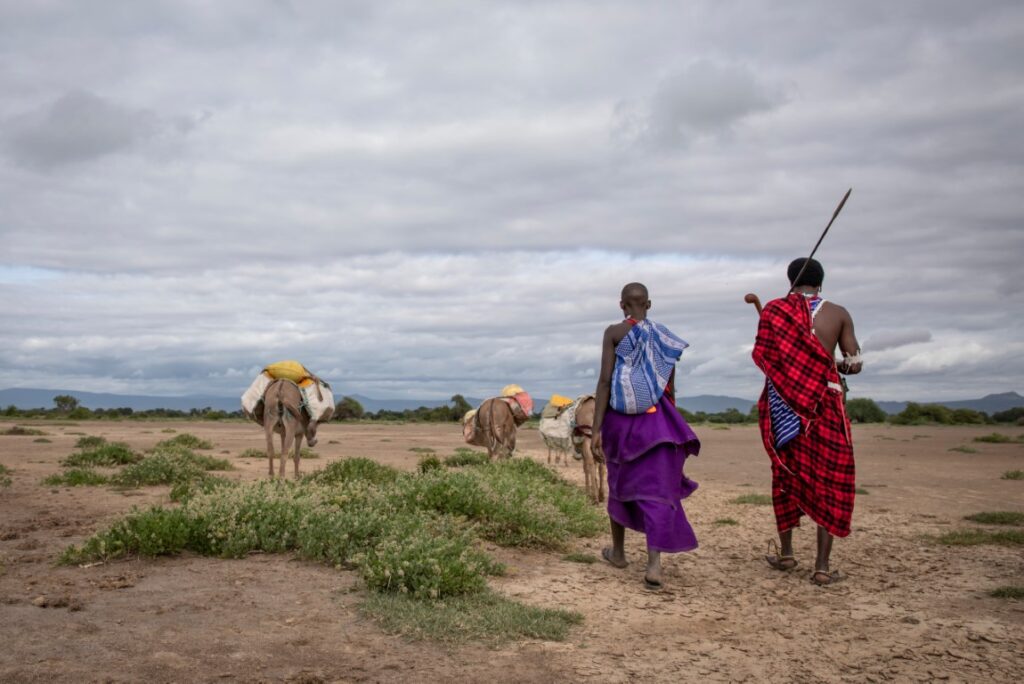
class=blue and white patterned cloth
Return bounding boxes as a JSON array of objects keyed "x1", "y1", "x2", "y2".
[
  {"x1": 768, "y1": 296, "x2": 824, "y2": 448},
  {"x1": 610, "y1": 319, "x2": 689, "y2": 415}
]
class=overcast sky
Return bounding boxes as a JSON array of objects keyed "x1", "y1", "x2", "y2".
[{"x1": 1, "y1": 1, "x2": 1022, "y2": 404}]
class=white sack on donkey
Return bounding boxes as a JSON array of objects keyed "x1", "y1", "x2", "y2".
[{"x1": 241, "y1": 360, "x2": 335, "y2": 479}]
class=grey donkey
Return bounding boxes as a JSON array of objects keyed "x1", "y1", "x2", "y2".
[{"x1": 262, "y1": 379, "x2": 322, "y2": 478}]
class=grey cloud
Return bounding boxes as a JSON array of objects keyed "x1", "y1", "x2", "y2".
[
  {"x1": 3, "y1": 91, "x2": 196, "y2": 169},
  {"x1": 865, "y1": 329, "x2": 933, "y2": 352},
  {"x1": 613, "y1": 61, "x2": 782, "y2": 148}
]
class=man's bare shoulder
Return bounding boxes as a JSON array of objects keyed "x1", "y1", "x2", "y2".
[{"x1": 821, "y1": 301, "x2": 852, "y2": 320}]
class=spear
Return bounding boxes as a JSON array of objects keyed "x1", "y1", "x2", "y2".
[{"x1": 744, "y1": 188, "x2": 852, "y2": 315}]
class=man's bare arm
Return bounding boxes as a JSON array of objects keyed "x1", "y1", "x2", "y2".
[
  {"x1": 592, "y1": 323, "x2": 624, "y2": 459},
  {"x1": 837, "y1": 307, "x2": 862, "y2": 375}
]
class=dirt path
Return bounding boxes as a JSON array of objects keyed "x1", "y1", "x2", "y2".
[{"x1": 1, "y1": 420, "x2": 1022, "y2": 682}]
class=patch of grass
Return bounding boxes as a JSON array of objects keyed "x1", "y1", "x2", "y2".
[
  {"x1": 0, "y1": 464, "x2": 11, "y2": 487},
  {"x1": 33, "y1": 438, "x2": 52, "y2": 443},
  {"x1": 75, "y1": 435, "x2": 107, "y2": 449},
  {"x1": 328, "y1": 440, "x2": 340, "y2": 444},
  {"x1": 948, "y1": 445, "x2": 978, "y2": 454},
  {"x1": 855, "y1": 488, "x2": 870, "y2": 495},
  {"x1": 360, "y1": 590, "x2": 583, "y2": 645},
  {"x1": 409, "y1": 447, "x2": 435, "y2": 454},
  {"x1": 730, "y1": 493, "x2": 772, "y2": 506},
  {"x1": 990, "y1": 586, "x2": 1024, "y2": 599},
  {"x1": 711, "y1": 425, "x2": 730, "y2": 431},
  {"x1": 2, "y1": 426, "x2": 47, "y2": 436},
  {"x1": 973, "y1": 432, "x2": 1019, "y2": 444},
  {"x1": 239, "y1": 448, "x2": 265, "y2": 458},
  {"x1": 932, "y1": 529, "x2": 1024, "y2": 546},
  {"x1": 160, "y1": 428, "x2": 176, "y2": 433},
  {"x1": 155, "y1": 433, "x2": 213, "y2": 450},
  {"x1": 42, "y1": 468, "x2": 109, "y2": 487},
  {"x1": 300, "y1": 447, "x2": 319, "y2": 459},
  {"x1": 562, "y1": 552, "x2": 596, "y2": 564},
  {"x1": 713, "y1": 518, "x2": 739, "y2": 526},
  {"x1": 306, "y1": 457, "x2": 401, "y2": 486},
  {"x1": 418, "y1": 456, "x2": 443, "y2": 473},
  {"x1": 62, "y1": 442, "x2": 142, "y2": 467},
  {"x1": 444, "y1": 449, "x2": 490, "y2": 467},
  {"x1": 111, "y1": 449, "x2": 232, "y2": 488},
  {"x1": 963, "y1": 511, "x2": 1024, "y2": 526},
  {"x1": 1002, "y1": 470, "x2": 1024, "y2": 480}
]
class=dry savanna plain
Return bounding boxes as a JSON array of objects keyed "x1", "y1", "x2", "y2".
[{"x1": 0, "y1": 417, "x2": 1022, "y2": 683}]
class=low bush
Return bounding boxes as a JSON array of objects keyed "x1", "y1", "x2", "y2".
[
  {"x1": 562, "y1": 552, "x2": 596, "y2": 564},
  {"x1": 0, "y1": 464, "x2": 11, "y2": 487},
  {"x1": 418, "y1": 456, "x2": 443, "y2": 473},
  {"x1": 1002, "y1": 470, "x2": 1024, "y2": 480},
  {"x1": 713, "y1": 518, "x2": 739, "y2": 526},
  {"x1": 75, "y1": 435, "x2": 107, "y2": 449},
  {"x1": 990, "y1": 586, "x2": 1024, "y2": 599},
  {"x1": 154, "y1": 433, "x2": 213, "y2": 450},
  {"x1": 111, "y1": 449, "x2": 232, "y2": 487},
  {"x1": 2, "y1": 426, "x2": 47, "y2": 436},
  {"x1": 305, "y1": 457, "x2": 401, "y2": 487},
  {"x1": 43, "y1": 468, "x2": 109, "y2": 487},
  {"x1": 973, "y1": 433, "x2": 1018, "y2": 444},
  {"x1": 239, "y1": 448, "x2": 264, "y2": 458},
  {"x1": 444, "y1": 449, "x2": 490, "y2": 467},
  {"x1": 62, "y1": 442, "x2": 142, "y2": 467}
]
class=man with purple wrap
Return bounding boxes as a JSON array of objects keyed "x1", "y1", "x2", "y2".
[{"x1": 592, "y1": 283, "x2": 701, "y2": 590}]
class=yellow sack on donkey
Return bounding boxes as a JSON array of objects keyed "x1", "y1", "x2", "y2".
[{"x1": 264, "y1": 360, "x2": 313, "y2": 384}]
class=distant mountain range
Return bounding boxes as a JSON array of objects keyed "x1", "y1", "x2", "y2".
[{"x1": 0, "y1": 388, "x2": 1020, "y2": 416}]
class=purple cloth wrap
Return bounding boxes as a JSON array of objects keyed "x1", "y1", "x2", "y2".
[{"x1": 602, "y1": 394, "x2": 701, "y2": 553}]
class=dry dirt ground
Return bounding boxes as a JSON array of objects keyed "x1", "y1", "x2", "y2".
[{"x1": 1, "y1": 419, "x2": 1022, "y2": 683}]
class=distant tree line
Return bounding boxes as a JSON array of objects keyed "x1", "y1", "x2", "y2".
[{"x1": 1, "y1": 394, "x2": 1020, "y2": 427}]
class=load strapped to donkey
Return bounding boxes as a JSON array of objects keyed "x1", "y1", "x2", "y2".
[
  {"x1": 462, "y1": 384, "x2": 533, "y2": 459},
  {"x1": 241, "y1": 360, "x2": 335, "y2": 425}
]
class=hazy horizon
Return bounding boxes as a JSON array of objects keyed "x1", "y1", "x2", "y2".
[{"x1": 2, "y1": 2, "x2": 1022, "y2": 402}]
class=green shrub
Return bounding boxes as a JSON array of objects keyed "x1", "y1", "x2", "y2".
[
  {"x1": 1002, "y1": 470, "x2": 1024, "y2": 480},
  {"x1": 239, "y1": 448, "x2": 265, "y2": 458},
  {"x1": 418, "y1": 456, "x2": 443, "y2": 473},
  {"x1": 155, "y1": 433, "x2": 213, "y2": 450},
  {"x1": 75, "y1": 435, "x2": 107, "y2": 449},
  {"x1": 305, "y1": 457, "x2": 401, "y2": 486},
  {"x1": 713, "y1": 518, "x2": 739, "y2": 526},
  {"x1": 443, "y1": 449, "x2": 490, "y2": 467},
  {"x1": 0, "y1": 464, "x2": 11, "y2": 487},
  {"x1": 846, "y1": 398, "x2": 887, "y2": 423},
  {"x1": 43, "y1": 469, "x2": 109, "y2": 487},
  {"x1": 62, "y1": 507, "x2": 191, "y2": 563},
  {"x1": 63, "y1": 442, "x2": 142, "y2": 467},
  {"x1": 963, "y1": 511, "x2": 1024, "y2": 525},
  {"x1": 111, "y1": 449, "x2": 231, "y2": 487},
  {"x1": 33, "y1": 438, "x2": 52, "y2": 443},
  {"x1": 990, "y1": 586, "x2": 1024, "y2": 599},
  {"x1": 2, "y1": 426, "x2": 47, "y2": 436},
  {"x1": 973, "y1": 433, "x2": 1018, "y2": 444}
]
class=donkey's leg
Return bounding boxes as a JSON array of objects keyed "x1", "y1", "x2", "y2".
[
  {"x1": 279, "y1": 416, "x2": 292, "y2": 478},
  {"x1": 292, "y1": 431, "x2": 303, "y2": 479},
  {"x1": 265, "y1": 413, "x2": 277, "y2": 479}
]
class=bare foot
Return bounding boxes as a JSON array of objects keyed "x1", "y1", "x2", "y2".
[{"x1": 601, "y1": 547, "x2": 628, "y2": 569}]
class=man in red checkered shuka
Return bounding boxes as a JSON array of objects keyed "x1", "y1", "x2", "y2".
[{"x1": 752, "y1": 258, "x2": 863, "y2": 586}]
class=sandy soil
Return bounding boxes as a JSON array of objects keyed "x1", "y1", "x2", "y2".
[{"x1": 1, "y1": 419, "x2": 1022, "y2": 683}]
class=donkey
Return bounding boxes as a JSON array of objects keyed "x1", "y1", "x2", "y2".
[
  {"x1": 466, "y1": 397, "x2": 522, "y2": 459},
  {"x1": 262, "y1": 379, "x2": 321, "y2": 479},
  {"x1": 572, "y1": 395, "x2": 605, "y2": 503}
]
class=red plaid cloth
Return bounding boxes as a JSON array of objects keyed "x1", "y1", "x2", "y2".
[{"x1": 752, "y1": 294, "x2": 855, "y2": 538}]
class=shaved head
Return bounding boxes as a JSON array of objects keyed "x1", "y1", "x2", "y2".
[{"x1": 621, "y1": 282, "x2": 649, "y2": 300}]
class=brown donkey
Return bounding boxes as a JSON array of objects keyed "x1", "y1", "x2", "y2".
[
  {"x1": 572, "y1": 396, "x2": 605, "y2": 503},
  {"x1": 262, "y1": 379, "x2": 321, "y2": 478}
]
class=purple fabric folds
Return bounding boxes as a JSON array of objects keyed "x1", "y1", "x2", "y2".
[{"x1": 602, "y1": 394, "x2": 701, "y2": 553}]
